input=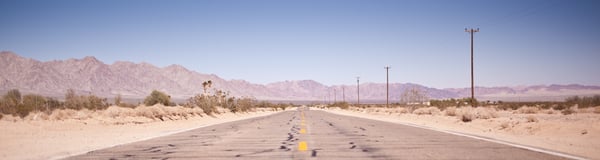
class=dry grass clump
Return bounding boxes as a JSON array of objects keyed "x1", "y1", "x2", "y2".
[
  {"x1": 499, "y1": 121, "x2": 511, "y2": 130},
  {"x1": 444, "y1": 107, "x2": 457, "y2": 116},
  {"x1": 576, "y1": 106, "x2": 600, "y2": 114},
  {"x1": 526, "y1": 115, "x2": 538, "y2": 123},
  {"x1": 394, "y1": 107, "x2": 409, "y2": 114},
  {"x1": 15, "y1": 105, "x2": 209, "y2": 122},
  {"x1": 561, "y1": 107, "x2": 576, "y2": 115},
  {"x1": 473, "y1": 107, "x2": 499, "y2": 119},
  {"x1": 460, "y1": 112, "x2": 474, "y2": 122},
  {"x1": 448, "y1": 107, "x2": 498, "y2": 122},
  {"x1": 515, "y1": 106, "x2": 540, "y2": 114},
  {"x1": 412, "y1": 107, "x2": 441, "y2": 115},
  {"x1": 104, "y1": 106, "x2": 136, "y2": 118},
  {"x1": 50, "y1": 109, "x2": 79, "y2": 120},
  {"x1": 542, "y1": 109, "x2": 556, "y2": 114},
  {"x1": 106, "y1": 105, "x2": 207, "y2": 121}
]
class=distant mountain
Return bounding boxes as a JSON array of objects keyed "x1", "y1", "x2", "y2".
[{"x1": 1, "y1": 51, "x2": 599, "y2": 102}]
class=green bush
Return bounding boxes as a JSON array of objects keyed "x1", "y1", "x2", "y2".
[
  {"x1": 45, "y1": 97, "x2": 63, "y2": 112},
  {"x1": 186, "y1": 95, "x2": 218, "y2": 115},
  {"x1": 235, "y1": 97, "x2": 256, "y2": 113},
  {"x1": 18, "y1": 94, "x2": 47, "y2": 118},
  {"x1": 64, "y1": 89, "x2": 108, "y2": 110},
  {"x1": 1, "y1": 89, "x2": 21, "y2": 115},
  {"x1": 144, "y1": 90, "x2": 171, "y2": 106},
  {"x1": 83, "y1": 95, "x2": 108, "y2": 110}
]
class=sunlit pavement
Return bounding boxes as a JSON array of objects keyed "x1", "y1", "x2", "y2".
[{"x1": 67, "y1": 107, "x2": 567, "y2": 160}]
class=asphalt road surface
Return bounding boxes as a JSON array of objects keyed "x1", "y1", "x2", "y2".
[{"x1": 67, "y1": 107, "x2": 569, "y2": 160}]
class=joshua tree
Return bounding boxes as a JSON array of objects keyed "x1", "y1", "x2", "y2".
[
  {"x1": 202, "y1": 80, "x2": 213, "y2": 95},
  {"x1": 202, "y1": 81, "x2": 208, "y2": 95}
]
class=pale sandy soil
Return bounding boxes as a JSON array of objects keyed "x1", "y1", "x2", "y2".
[
  {"x1": 0, "y1": 106, "x2": 282, "y2": 160},
  {"x1": 317, "y1": 106, "x2": 600, "y2": 159}
]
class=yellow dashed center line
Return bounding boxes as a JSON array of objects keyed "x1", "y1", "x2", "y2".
[
  {"x1": 298, "y1": 110, "x2": 308, "y2": 151},
  {"x1": 298, "y1": 141, "x2": 308, "y2": 151}
]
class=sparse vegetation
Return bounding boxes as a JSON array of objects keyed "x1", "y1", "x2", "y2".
[
  {"x1": 143, "y1": 90, "x2": 172, "y2": 106},
  {"x1": 565, "y1": 95, "x2": 600, "y2": 108},
  {"x1": 412, "y1": 107, "x2": 441, "y2": 115},
  {"x1": 460, "y1": 112, "x2": 473, "y2": 122},
  {"x1": 65, "y1": 89, "x2": 109, "y2": 110},
  {"x1": 400, "y1": 87, "x2": 429, "y2": 105},
  {"x1": 429, "y1": 98, "x2": 479, "y2": 109},
  {"x1": 526, "y1": 115, "x2": 538, "y2": 123},
  {"x1": 516, "y1": 106, "x2": 540, "y2": 114},
  {"x1": 0, "y1": 81, "x2": 286, "y2": 121},
  {"x1": 444, "y1": 107, "x2": 457, "y2": 116},
  {"x1": 327, "y1": 101, "x2": 350, "y2": 109}
]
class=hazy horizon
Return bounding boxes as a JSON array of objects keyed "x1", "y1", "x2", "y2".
[{"x1": 1, "y1": 0, "x2": 599, "y2": 88}]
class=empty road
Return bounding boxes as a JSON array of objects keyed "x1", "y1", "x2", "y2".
[{"x1": 67, "y1": 107, "x2": 568, "y2": 160}]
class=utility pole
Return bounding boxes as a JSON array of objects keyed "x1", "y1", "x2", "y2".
[
  {"x1": 342, "y1": 86, "x2": 345, "y2": 102},
  {"x1": 356, "y1": 76, "x2": 360, "y2": 106},
  {"x1": 384, "y1": 65, "x2": 391, "y2": 108},
  {"x1": 334, "y1": 88, "x2": 337, "y2": 103},
  {"x1": 465, "y1": 28, "x2": 479, "y2": 107}
]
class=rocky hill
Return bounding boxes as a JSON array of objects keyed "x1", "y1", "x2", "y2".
[{"x1": 1, "y1": 51, "x2": 599, "y2": 102}]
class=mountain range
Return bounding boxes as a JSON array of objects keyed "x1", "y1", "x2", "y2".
[{"x1": 2, "y1": 51, "x2": 599, "y2": 102}]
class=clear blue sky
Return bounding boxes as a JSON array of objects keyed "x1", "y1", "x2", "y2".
[{"x1": 1, "y1": 0, "x2": 599, "y2": 88}]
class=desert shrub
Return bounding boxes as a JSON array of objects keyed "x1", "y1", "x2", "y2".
[
  {"x1": 561, "y1": 108, "x2": 575, "y2": 115},
  {"x1": 565, "y1": 95, "x2": 600, "y2": 108},
  {"x1": 18, "y1": 94, "x2": 46, "y2": 118},
  {"x1": 49, "y1": 109, "x2": 78, "y2": 121},
  {"x1": 64, "y1": 89, "x2": 109, "y2": 110},
  {"x1": 543, "y1": 109, "x2": 555, "y2": 114},
  {"x1": 444, "y1": 107, "x2": 457, "y2": 116},
  {"x1": 461, "y1": 112, "x2": 473, "y2": 122},
  {"x1": 553, "y1": 103, "x2": 567, "y2": 110},
  {"x1": 526, "y1": 115, "x2": 538, "y2": 123},
  {"x1": 45, "y1": 98, "x2": 63, "y2": 112},
  {"x1": 235, "y1": 97, "x2": 256, "y2": 113},
  {"x1": 473, "y1": 107, "x2": 498, "y2": 119},
  {"x1": 136, "y1": 105, "x2": 167, "y2": 121},
  {"x1": 516, "y1": 106, "x2": 539, "y2": 114},
  {"x1": 104, "y1": 106, "x2": 134, "y2": 118},
  {"x1": 539, "y1": 103, "x2": 552, "y2": 110},
  {"x1": 118, "y1": 102, "x2": 138, "y2": 109},
  {"x1": 452, "y1": 107, "x2": 497, "y2": 122},
  {"x1": 144, "y1": 90, "x2": 171, "y2": 106},
  {"x1": 497, "y1": 102, "x2": 521, "y2": 111},
  {"x1": 64, "y1": 89, "x2": 79, "y2": 109},
  {"x1": 186, "y1": 95, "x2": 218, "y2": 115},
  {"x1": 328, "y1": 101, "x2": 350, "y2": 109},
  {"x1": 83, "y1": 95, "x2": 108, "y2": 110},
  {"x1": 412, "y1": 107, "x2": 441, "y2": 115},
  {"x1": 499, "y1": 122, "x2": 510, "y2": 130},
  {"x1": 1, "y1": 89, "x2": 21, "y2": 115},
  {"x1": 431, "y1": 98, "x2": 479, "y2": 110},
  {"x1": 594, "y1": 106, "x2": 600, "y2": 114}
]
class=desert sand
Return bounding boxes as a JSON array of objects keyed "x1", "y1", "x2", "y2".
[
  {"x1": 0, "y1": 106, "x2": 281, "y2": 160},
  {"x1": 317, "y1": 106, "x2": 600, "y2": 159}
]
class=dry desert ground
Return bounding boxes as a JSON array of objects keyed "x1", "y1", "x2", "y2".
[{"x1": 0, "y1": 105, "x2": 280, "y2": 160}]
